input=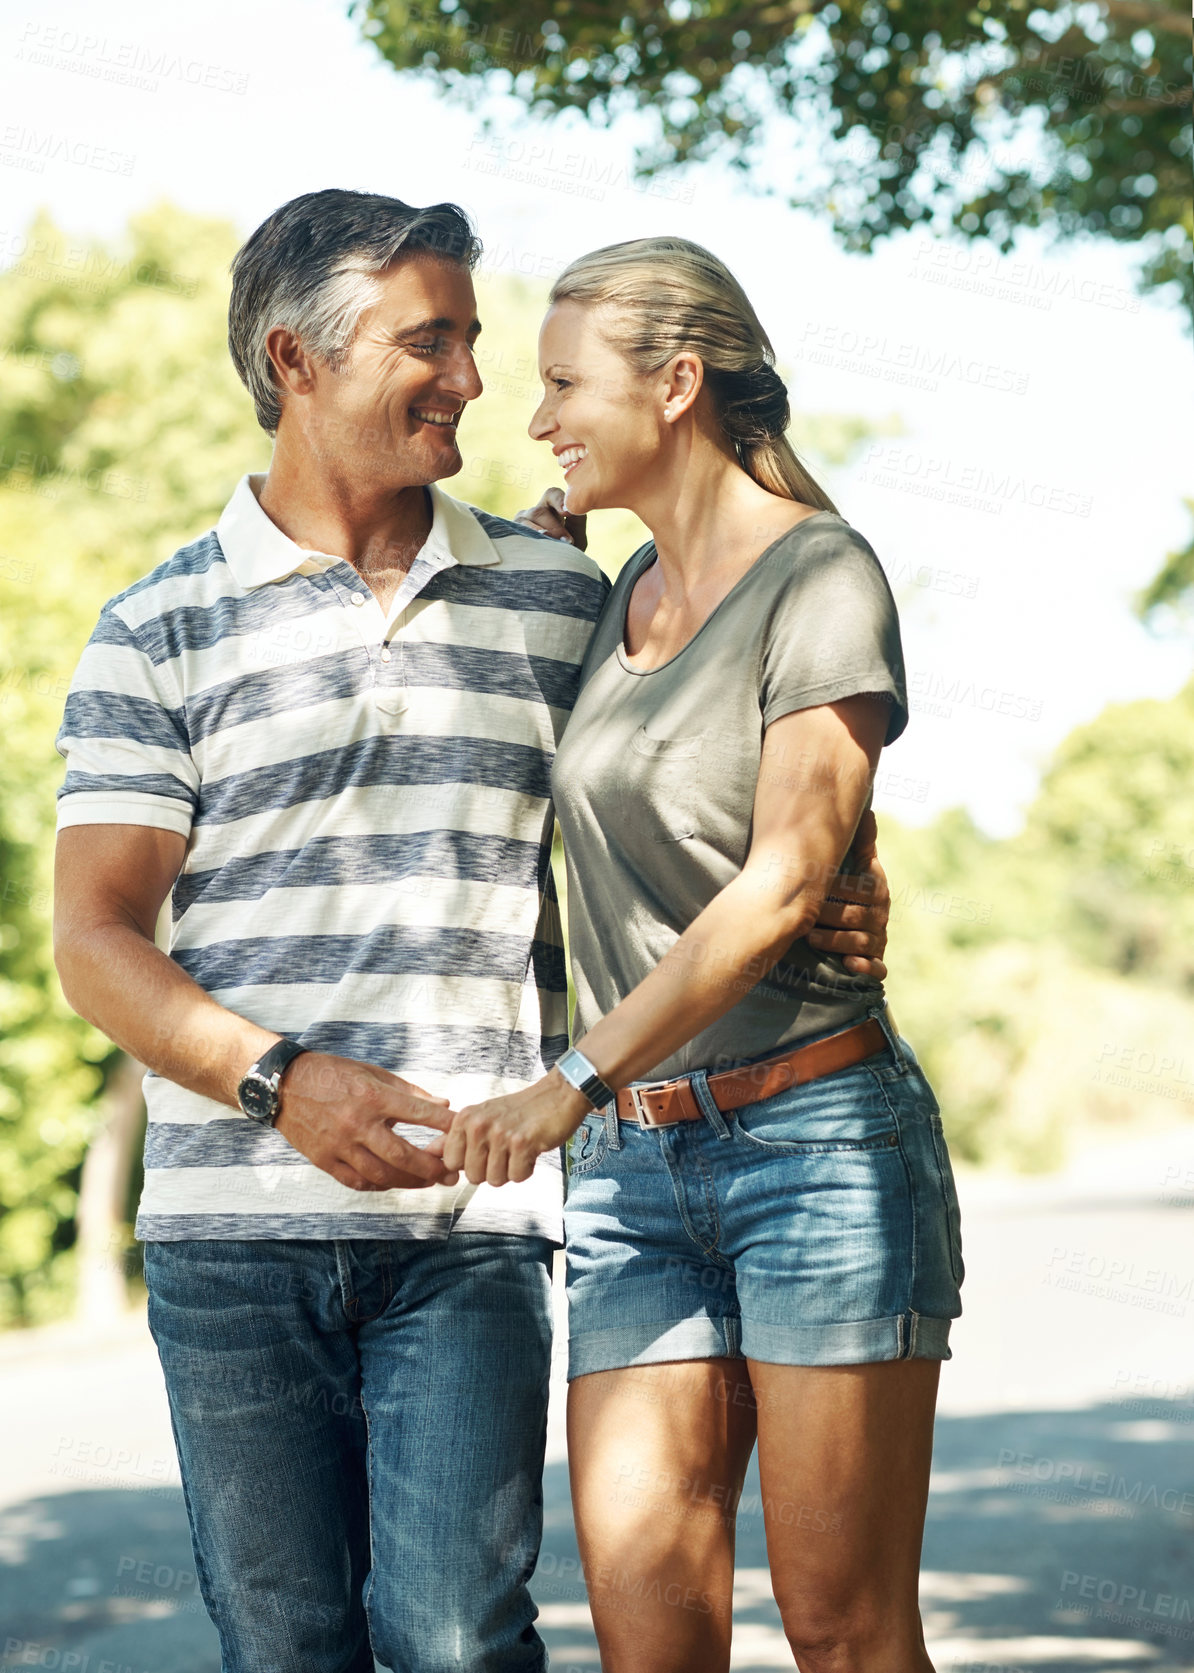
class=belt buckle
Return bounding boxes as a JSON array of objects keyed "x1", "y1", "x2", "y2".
[
  {"x1": 628, "y1": 1079, "x2": 692, "y2": 1129},
  {"x1": 628, "y1": 1086, "x2": 652, "y2": 1129}
]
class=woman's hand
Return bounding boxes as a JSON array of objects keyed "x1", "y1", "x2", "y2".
[
  {"x1": 806, "y1": 808, "x2": 890, "y2": 979},
  {"x1": 514, "y1": 486, "x2": 589, "y2": 550},
  {"x1": 441, "y1": 1068, "x2": 593, "y2": 1185}
]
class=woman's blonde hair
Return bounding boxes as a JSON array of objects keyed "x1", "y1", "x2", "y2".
[{"x1": 549, "y1": 236, "x2": 837, "y2": 513}]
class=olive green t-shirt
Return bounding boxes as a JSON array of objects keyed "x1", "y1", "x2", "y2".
[{"x1": 551, "y1": 511, "x2": 909, "y2": 1081}]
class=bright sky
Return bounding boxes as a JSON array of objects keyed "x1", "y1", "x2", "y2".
[{"x1": 3, "y1": 0, "x2": 1191, "y2": 835}]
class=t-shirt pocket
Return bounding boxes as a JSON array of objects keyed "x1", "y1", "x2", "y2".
[{"x1": 620, "y1": 727, "x2": 703, "y2": 842}]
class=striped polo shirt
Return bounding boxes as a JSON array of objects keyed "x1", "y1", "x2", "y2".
[{"x1": 56, "y1": 473, "x2": 610, "y2": 1244}]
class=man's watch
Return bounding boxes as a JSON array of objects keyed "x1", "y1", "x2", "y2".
[
  {"x1": 554, "y1": 1047, "x2": 615, "y2": 1112},
  {"x1": 237, "y1": 1039, "x2": 309, "y2": 1127}
]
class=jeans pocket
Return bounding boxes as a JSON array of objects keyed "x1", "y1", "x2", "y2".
[
  {"x1": 567, "y1": 1113, "x2": 609, "y2": 1178},
  {"x1": 731, "y1": 1065, "x2": 901, "y2": 1154}
]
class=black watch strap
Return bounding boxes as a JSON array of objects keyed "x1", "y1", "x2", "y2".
[
  {"x1": 254, "y1": 1038, "x2": 308, "y2": 1083},
  {"x1": 237, "y1": 1038, "x2": 309, "y2": 1124},
  {"x1": 554, "y1": 1047, "x2": 616, "y2": 1112}
]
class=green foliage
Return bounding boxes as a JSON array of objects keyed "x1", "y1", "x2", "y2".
[
  {"x1": 1020, "y1": 675, "x2": 1194, "y2": 988},
  {"x1": 882, "y1": 678, "x2": 1194, "y2": 1169},
  {"x1": 1136, "y1": 496, "x2": 1194, "y2": 623},
  {"x1": 354, "y1": 0, "x2": 1194, "y2": 323},
  {"x1": 0, "y1": 206, "x2": 270, "y2": 1325}
]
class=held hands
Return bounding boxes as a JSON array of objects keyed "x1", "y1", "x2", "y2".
[
  {"x1": 806, "y1": 809, "x2": 890, "y2": 979},
  {"x1": 514, "y1": 486, "x2": 588, "y2": 550},
  {"x1": 439, "y1": 1068, "x2": 592, "y2": 1186},
  {"x1": 274, "y1": 1052, "x2": 461, "y2": 1193}
]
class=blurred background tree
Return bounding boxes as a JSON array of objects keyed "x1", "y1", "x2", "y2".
[
  {"x1": 1135, "y1": 495, "x2": 1194, "y2": 621},
  {"x1": 352, "y1": 0, "x2": 1193, "y2": 323},
  {"x1": 879, "y1": 677, "x2": 1194, "y2": 1171},
  {"x1": 0, "y1": 206, "x2": 269, "y2": 1325}
]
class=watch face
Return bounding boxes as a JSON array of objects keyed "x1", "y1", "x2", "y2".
[{"x1": 239, "y1": 1073, "x2": 278, "y2": 1124}]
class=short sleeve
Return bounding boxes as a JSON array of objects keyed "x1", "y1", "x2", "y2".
[
  {"x1": 758, "y1": 520, "x2": 909, "y2": 746},
  {"x1": 55, "y1": 605, "x2": 199, "y2": 835}
]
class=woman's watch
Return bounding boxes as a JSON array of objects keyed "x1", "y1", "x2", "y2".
[
  {"x1": 237, "y1": 1039, "x2": 309, "y2": 1126},
  {"x1": 554, "y1": 1047, "x2": 615, "y2": 1111}
]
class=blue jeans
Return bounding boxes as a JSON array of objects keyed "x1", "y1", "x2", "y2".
[
  {"x1": 565, "y1": 1005, "x2": 963, "y2": 1376},
  {"x1": 144, "y1": 1234, "x2": 554, "y2": 1673}
]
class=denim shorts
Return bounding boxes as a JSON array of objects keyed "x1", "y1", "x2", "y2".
[{"x1": 563, "y1": 1005, "x2": 963, "y2": 1379}]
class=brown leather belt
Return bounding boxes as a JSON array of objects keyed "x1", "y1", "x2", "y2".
[{"x1": 613, "y1": 1017, "x2": 889, "y2": 1129}]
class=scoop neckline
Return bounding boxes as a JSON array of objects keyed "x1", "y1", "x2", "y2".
[{"x1": 616, "y1": 509, "x2": 842, "y2": 677}]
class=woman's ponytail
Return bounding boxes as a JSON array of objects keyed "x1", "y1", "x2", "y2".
[{"x1": 707, "y1": 361, "x2": 839, "y2": 511}]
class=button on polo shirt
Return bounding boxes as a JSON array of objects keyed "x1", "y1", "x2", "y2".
[{"x1": 56, "y1": 472, "x2": 611, "y2": 1244}]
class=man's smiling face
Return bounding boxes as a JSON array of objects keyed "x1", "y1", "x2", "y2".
[{"x1": 297, "y1": 255, "x2": 484, "y2": 493}]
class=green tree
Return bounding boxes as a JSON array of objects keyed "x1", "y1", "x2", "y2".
[
  {"x1": 1018, "y1": 674, "x2": 1194, "y2": 989},
  {"x1": 880, "y1": 676, "x2": 1194, "y2": 1168},
  {"x1": 354, "y1": 0, "x2": 1193, "y2": 322},
  {"x1": 1136, "y1": 496, "x2": 1194, "y2": 623},
  {"x1": 0, "y1": 205, "x2": 270, "y2": 1324}
]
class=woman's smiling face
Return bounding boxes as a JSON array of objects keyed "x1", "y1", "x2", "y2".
[{"x1": 528, "y1": 301, "x2": 664, "y2": 515}]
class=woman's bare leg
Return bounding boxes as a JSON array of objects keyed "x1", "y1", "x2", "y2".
[
  {"x1": 566, "y1": 1359, "x2": 758, "y2": 1673},
  {"x1": 750, "y1": 1358, "x2": 941, "y2": 1672}
]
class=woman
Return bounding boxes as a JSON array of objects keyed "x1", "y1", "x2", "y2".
[{"x1": 441, "y1": 238, "x2": 964, "y2": 1673}]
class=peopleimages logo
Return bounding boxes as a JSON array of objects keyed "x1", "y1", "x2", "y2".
[
  {"x1": 909, "y1": 236, "x2": 1142, "y2": 315},
  {"x1": 1043, "y1": 1244, "x2": 1192, "y2": 1316},
  {"x1": 0, "y1": 124, "x2": 135, "y2": 176},
  {"x1": 796, "y1": 322, "x2": 1030, "y2": 396},
  {"x1": 859, "y1": 443, "x2": 1093, "y2": 519},
  {"x1": 465, "y1": 134, "x2": 696, "y2": 205},
  {"x1": 907, "y1": 669, "x2": 1043, "y2": 723},
  {"x1": 16, "y1": 22, "x2": 251, "y2": 94},
  {"x1": 1060, "y1": 1570, "x2": 1194, "y2": 1628},
  {"x1": 1000, "y1": 1450, "x2": 1194, "y2": 1516}
]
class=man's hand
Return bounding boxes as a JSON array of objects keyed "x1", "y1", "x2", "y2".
[
  {"x1": 514, "y1": 486, "x2": 588, "y2": 549},
  {"x1": 274, "y1": 1053, "x2": 460, "y2": 1193},
  {"x1": 806, "y1": 808, "x2": 890, "y2": 979},
  {"x1": 54, "y1": 826, "x2": 462, "y2": 1195}
]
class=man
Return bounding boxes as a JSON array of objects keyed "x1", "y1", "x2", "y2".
[{"x1": 53, "y1": 189, "x2": 890, "y2": 1672}]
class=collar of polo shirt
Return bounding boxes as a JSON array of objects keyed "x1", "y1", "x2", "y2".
[{"x1": 216, "y1": 473, "x2": 501, "y2": 589}]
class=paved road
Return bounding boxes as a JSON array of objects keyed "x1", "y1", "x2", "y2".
[{"x1": 2, "y1": 1125, "x2": 1191, "y2": 1672}]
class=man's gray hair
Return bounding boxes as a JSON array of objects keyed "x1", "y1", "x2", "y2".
[{"x1": 229, "y1": 188, "x2": 482, "y2": 434}]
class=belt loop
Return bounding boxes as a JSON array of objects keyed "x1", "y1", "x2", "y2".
[
  {"x1": 602, "y1": 1096, "x2": 622, "y2": 1150},
  {"x1": 689, "y1": 1069, "x2": 731, "y2": 1139},
  {"x1": 869, "y1": 1002, "x2": 907, "y2": 1071},
  {"x1": 870, "y1": 1002, "x2": 901, "y2": 1054}
]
